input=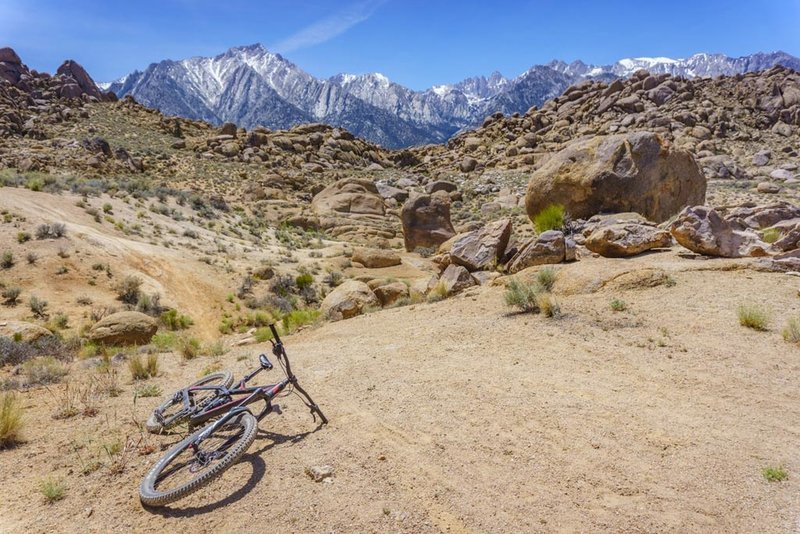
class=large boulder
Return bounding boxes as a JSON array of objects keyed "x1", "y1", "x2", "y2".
[
  {"x1": 312, "y1": 178, "x2": 385, "y2": 216},
  {"x1": 670, "y1": 206, "x2": 770, "y2": 258},
  {"x1": 525, "y1": 132, "x2": 706, "y2": 223},
  {"x1": 438, "y1": 264, "x2": 475, "y2": 295},
  {"x1": 0, "y1": 321, "x2": 53, "y2": 343},
  {"x1": 450, "y1": 218, "x2": 512, "y2": 271},
  {"x1": 320, "y1": 280, "x2": 379, "y2": 321},
  {"x1": 56, "y1": 60, "x2": 105, "y2": 100},
  {"x1": 87, "y1": 311, "x2": 158, "y2": 345},
  {"x1": 401, "y1": 192, "x2": 456, "y2": 251},
  {"x1": 311, "y1": 178, "x2": 396, "y2": 243},
  {"x1": 585, "y1": 223, "x2": 673, "y2": 258},
  {"x1": 372, "y1": 282, "x2": 409, "y2": 306},
  {"x1": 507, "y1": 231, "x2": 567, "y2": 273},
  {"x1": 352, "y1": 247, "x2": 402, "y2": 268}
]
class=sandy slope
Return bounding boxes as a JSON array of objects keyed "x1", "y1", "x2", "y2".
[{"x1": 1, "y1": 250, "x2": 798, "y2": 533}]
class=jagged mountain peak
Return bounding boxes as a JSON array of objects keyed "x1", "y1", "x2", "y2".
[{"x1": 105, "y1": 46, "x2": 800, "y2": 148}]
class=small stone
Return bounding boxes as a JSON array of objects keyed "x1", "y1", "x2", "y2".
[{"x1": 305, "y1": 464, "x2": 334, "y2": 482}]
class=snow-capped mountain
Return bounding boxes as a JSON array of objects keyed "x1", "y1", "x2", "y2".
[{"x1": 106, "y1": 46, "x2": 800, "y2": 148}]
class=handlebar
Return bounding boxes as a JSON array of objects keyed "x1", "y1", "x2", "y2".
[{"x1": 269, "y1": 323, "x2": 282, "y2": 346}]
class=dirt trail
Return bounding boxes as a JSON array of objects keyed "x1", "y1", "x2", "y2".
[
  {"x1": 1, "y1": 188, "x2": 230, "y2": 335},
  {"x1": 1, "y1": 251, "x2": 798, "y2": 533}
]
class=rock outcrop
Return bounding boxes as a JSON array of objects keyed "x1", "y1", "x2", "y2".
[
  {"x1": 670, "y1": 206, "x2": 770, "y2": 258},
  {"x1": 585, "y1": 222, "x2": 673, "y2": 258},
  {"x1": 507, "y1": 230, "x2": 571, "y2": 273},
  {"x1": 320, "y1": 280, "x2": 379, "y2": 321},
  {"x1": 401, "y1": 192, "x2": 456, "y2": 251},
  {"x1": 351, "y1": 247, "x2": 402, "y2": 268},
  {"x1": 525, "y1": 132, "x2": 706, "y2": 223},
  {"x1": 450, "y1": 218, "x2": 512, "y2": 271},
  {"x1": 87, "y1": 311, "x2": 158, "y2": 345}
]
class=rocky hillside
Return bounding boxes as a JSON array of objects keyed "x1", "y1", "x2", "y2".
[
  {"x1": 105, "y1": 45, "x2": 800, "y2": 148},
  {"x1": 413, "y1": 65, "x2": 800, "y2": 185}
]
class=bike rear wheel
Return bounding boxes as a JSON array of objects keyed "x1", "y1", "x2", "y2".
[
  {"x1": 145, "y1": 371, "x2": 234, "y2": 434},
  {"x1": 139, "y1": 412, "x2": 258, "y2": 507}
]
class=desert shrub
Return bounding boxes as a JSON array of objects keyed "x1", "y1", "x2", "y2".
[
  {"x1": 245, "y1": 310, "x2": 277, "y2": 328},
  {"x1": 536, "y1": 292, "x2": 561, "y2": 318},
  {"x1": 295, "y1": 273, "x2": 314, "y2": 289},
  {"x1": 761, "y1": 227, "x2": 781, "y2": 244},
  {"x1": 136, "y1": 292, "x2": 162, "y2": 316},
  {"x1": 183, "y1": 229, "x2": 199, "y2": 239},
  {"x1": 160, "y1": 309, "x2": 193, "y2": 330},
  {"x1": 22, "y1": 357, "x2": 68, "y2": 385},
  {"x1": 204, "y1": 340, "x2": 227, "y2": 357},
  {"x1": 39, "y1": 478, "x2": 66, "y2": 503},
  {"x1": 504, "y1": 278, "x2": 540, "y2": 313},
  {"x1": 324, "y1": 271, "x2": 344, "y2": 287},
  {"x1": 90, "y1": 305, "x2": 116, "y2": 322},
  {"x1": 236, "y1": 274, "x2": 254, "y2": 299},
  {"x1": 114, "y1": 275, "x2": 142, "y2": 305},
  {"x1": 270, "y1": 274, "x2": 296, "y2": 298},
  {"x1": 16, "y1": 231, "x2": 31, "y2": 244},
  {"x1": 282, "y1": 309, "x2": 321, "y2": 333},
  {"x1": 150, "y1": 332, "x2": 178, "y2": 352},
  {"x1": 35, "y1": 223, "x2": 66, "y2": 239},
  {"x1": 737, "y1": 303, "x2": 769, "y2": 331},
  {"x1": 29, "y1": 295, "x2": 48, "y2": 318},
  {"x1": 102, "y1": 203, "x2": 113, "y2": 214},
  {"x1": 26, "y1": 178, "x2": 42, "y2": 192},
  {"x1": 129, "y1": 353, "x2": 158, "y2": 380},
  {"x1": 47, "y1": 313, "x2": 69, "y2": 331},
  {"x1": 2, "y1": 286, "x2": 21, "y2": 305},
  {"x1": 427, "y1": 281, "x2": 449, "y2": 303},
  {"x1": 178, "y1": 337, "x2": 201, "y2": 360},
  {"x1": 610, "y1": 298, "x2": 627, "y2": 312},
  {"x1": 536, "y1": 266, "x2": 557, "y2": 292},
  {"x1": 134, "y1": 383, "x2": 162, "y2": 398},
  {"x1": 1, "y1": 251, "x2": 13, "y2": 269},
  {"x1": 533, "y1": 204, "x2": 565, "y2": 233},
  {"x1": 26, "y1": 252, "x2": 37, "y2": 265},
  {"x1": 0, "y1": 392, "x2": 23, "y2": 448},
  {"x1": 414, "y1": 246, "x2": 435, "y2": 258},
  {"x1": 781, "y1": 317, "x2": 800, "y2": 344},
  {"x1": 762, "y1": 466, "x2": 788, "y2": 482},
  {"x1": 0, "y1": 336, "x2": 73, "y2": 367}
]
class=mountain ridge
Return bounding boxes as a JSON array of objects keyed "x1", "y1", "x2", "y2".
[{"x1": 104, "y1": 45, "x2": 800, "y2": 148}]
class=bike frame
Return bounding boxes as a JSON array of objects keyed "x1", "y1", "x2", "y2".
[{"x1": 158, "y1": 324, "x2": 327, "y2": 444}]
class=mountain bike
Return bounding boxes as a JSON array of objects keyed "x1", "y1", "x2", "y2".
[{"x1": 139, "y1": 324, "x2": 327, "y2": 507}]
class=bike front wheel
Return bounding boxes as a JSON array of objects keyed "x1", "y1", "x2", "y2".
[
  {"x1": 144, "y1": 371, "x2": 234, "y2": 434},
  {"x1": 139, "y1": 412, "x2": 258, "y2": 507}
]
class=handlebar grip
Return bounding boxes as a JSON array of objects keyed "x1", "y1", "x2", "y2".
[{"x1": 269, "y1": 323, "x2": 281, "y2": 344}]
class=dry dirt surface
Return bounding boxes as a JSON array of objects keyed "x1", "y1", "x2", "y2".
[{"x1": 1, "y1": 252, "x2": 799, "y2": 533}]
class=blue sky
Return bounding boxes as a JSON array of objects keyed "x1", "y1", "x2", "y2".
[{"x1": 2, "y1": 0, "x2": 799, "y2": 89}]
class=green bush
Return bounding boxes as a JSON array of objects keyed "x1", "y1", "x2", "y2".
[
  {"x1": 761, "y1": 227, "x2": 780, "y2": 244},
  {"x1": 295, "y1": 273, "x2": 314, "y2": 289},
  {"x1": 610, "y1": 298, "x2": 627, "y2": 312},
  {"x1": 762, "y1": 466, "x2": 788, "y2": 482},
  {"x1": 536, "y1": 266, "x2": 557, "y2": 292},
  {"x1": 533, "y1": 204, "x2": 565, "y2": 233},
  {"x1": 129, "y1": 353, "x2": 158, "y2": 380},
  {"x1": 2, "y1": 286, "x2": 21, "y2": 305},
  {"x1": 282, "y1": 309, "x2": 321, "y2": 333},
  {"x1": 160, "y1": 309, "x2": 193, "y2": 330},
  {"x1": 0, "y1": 392, "x2": 23, "y2": 448},
  {"x1": 16, "y1": 231, "x2": 31, "y2": 244},
  {"x1": 1, "y1": 251, "x2": 13, "y2": 269},
  {"x1": 781, "y1": 317, "x2": 800, "y2": 344},
  {"x1": 39, "y1": 477, "x2": 66, "y2": 503},
  {"x1": 178, "y1": 337, "x2": 201, "y2": 360},
  {"x1": 504, "y1": 278, "x2": 541, "y2": 313},
  {"x1": 737, "y1": 303, "x2": 769, "y2": 331}
]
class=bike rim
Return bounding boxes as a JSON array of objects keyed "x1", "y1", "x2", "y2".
[{"x1": 153, "y1": 420, "x2": 247, "y2": 493}]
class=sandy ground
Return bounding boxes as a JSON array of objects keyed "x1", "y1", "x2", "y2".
[{"x1": 1, "y1": 250, "x2": 799, "y2": 533}]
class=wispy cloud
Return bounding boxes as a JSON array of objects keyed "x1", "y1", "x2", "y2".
[{"x1": 271, "y1": 0, "x2": 386, "y2": 54}]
